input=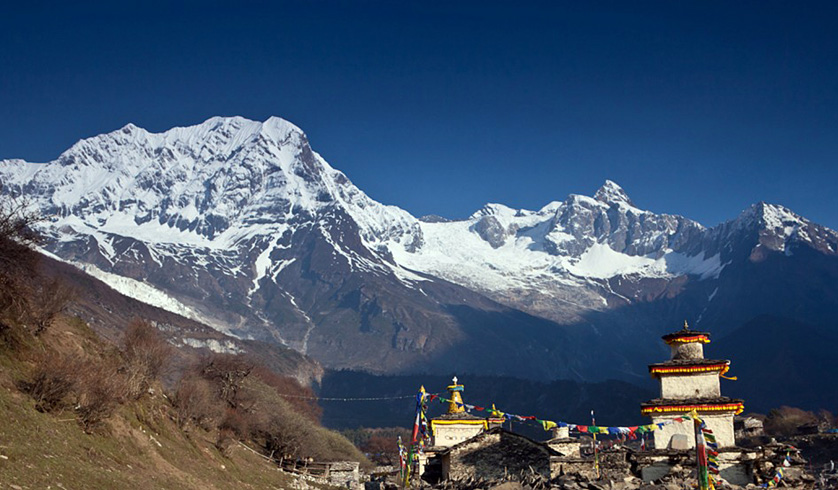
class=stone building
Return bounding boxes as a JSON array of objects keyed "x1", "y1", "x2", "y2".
[
  {"x1": 641, "y1": 322, "x2": 744, "y2": 449},
  {"x1": 418, "y1": 377, "x2": 503, "y2": 481},
  {"x1": 545, "y1": 425, "x2": 581, "y2": 458},
  {"x1": 734, "y1": 416, "x2": 765, "y2": 439},
  {"x1": 437, "y1": 427, "x2": 561, "y2": 481}
]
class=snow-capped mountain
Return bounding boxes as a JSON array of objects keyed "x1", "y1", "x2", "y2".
[{"x1": 3, "y1": 116, "x2": 838, "y2": 385}]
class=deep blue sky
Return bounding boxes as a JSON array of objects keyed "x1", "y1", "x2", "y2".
[{"x1": 2, "y1": 1, "x2": 837, "y2": 228}]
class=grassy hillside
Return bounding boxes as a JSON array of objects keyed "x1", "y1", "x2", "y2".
[{"x1": 0, "y1": 316, "x2": 337, "y2": 489}]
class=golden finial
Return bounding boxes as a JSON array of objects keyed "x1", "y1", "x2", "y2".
[{"x1": 446, "y1": 375, "x2": 465, "y2": 414}]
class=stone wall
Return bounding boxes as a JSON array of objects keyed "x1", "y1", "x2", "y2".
[
  {"x1": 670, "y1": 342, "x2": 703, "y2": 360},
  {"x1": 635, "y1": 449, "x2": 756, "y2": 486},
  {"x1": 434, "y1": 424, "x2": 485, "y2": 447},
  {"x1": 549, "y1": 457, "x2": 597, "y2": 480},
  {"x1": 660, "y1": 372, "x2": 720, "y2": 399},
  {"x1": 547, "y1": 439, "x2": 581, "y2": 458},
  {"x1": 327, "y1": 461, "x2": 361, "y2": 489}
]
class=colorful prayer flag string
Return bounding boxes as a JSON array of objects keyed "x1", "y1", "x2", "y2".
[{"x1": 432, "y1": 394, "x2": 695, "y2": 436}]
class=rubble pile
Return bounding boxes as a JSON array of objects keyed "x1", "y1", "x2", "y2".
[{"x1": 366, "y1": 445, "x2": 831, "y2": 490}]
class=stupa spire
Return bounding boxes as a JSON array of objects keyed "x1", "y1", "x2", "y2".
[{"x1": 446, "y1": 375, "x2": 466, "y2": 414}]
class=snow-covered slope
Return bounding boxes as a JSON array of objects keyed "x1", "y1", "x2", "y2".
[{"x1": 387, "y1": 181, "x2": 723, "y2": 318}]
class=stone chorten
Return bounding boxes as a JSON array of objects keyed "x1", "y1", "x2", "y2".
[
  {"x1": 430, "y1": 377, "x2": 489, "y2": 448},
  {"x1": 641, "y1": 322, "x2": 744, "y2": 449}
]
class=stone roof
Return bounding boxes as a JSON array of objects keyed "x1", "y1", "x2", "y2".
[
  {"x1": 641, "y1": 396, "x2": 744, "y2": 409},
  {"x1": 648, "y1": 358, "x2": 730, "y2": 368},
  {"x1": 434, "y1": 411, "x2": 484, "y2": 421},
  {"x1": 437, "y1": 427, "x2": 562, "y2": 457},
  {"x1": 544, "y1": 437, "x2": 578, "y2": 444}
]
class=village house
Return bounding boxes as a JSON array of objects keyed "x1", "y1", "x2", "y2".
[
  {"x1": 410, "y1": 322, "x2": 795, "y2": 488},
  {"x1": 417, "y1": 377, "x2": 599, "y2": 483}
]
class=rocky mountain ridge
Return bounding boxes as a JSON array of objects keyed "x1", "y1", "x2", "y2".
[{"x1": 2, "y1": 116, "x2": 837, "y2": 387}]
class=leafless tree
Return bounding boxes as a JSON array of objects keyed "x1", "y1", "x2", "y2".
[{"x1": 0, "y1": 190, "x2": 41, "y2": 322}]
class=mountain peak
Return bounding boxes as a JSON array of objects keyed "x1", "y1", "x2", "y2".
[
  {"x1": 737, "y1": 201, "x2": 804, "y2": 230},
  {"x1": 261, "y1": 116, "x2": 304, "y2": 138},
  {"x1": 594, "y1": 180, "x2": 634, "y2": 206},
  {"x1": 120, "y1": 122, "x2": 142, "y2": 134},
  {"x1": 469, "y1": 203, "x2": 518, "y2": 220}
]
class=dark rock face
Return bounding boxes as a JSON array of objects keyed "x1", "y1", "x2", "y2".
[
  {"x1": 472, "y1": 216, "x2": 508, "y2": 249},
  {"x1": 544, "y1": 192, "x2": 703, "y2": 258}
]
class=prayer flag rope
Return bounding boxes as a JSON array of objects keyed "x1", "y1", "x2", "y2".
[
  {"x1": 273, "y1": 392, "x2": 436, "y2": 401},
  {"x1": 433, "y1": 395, "x2": 695, "y2": 436}
]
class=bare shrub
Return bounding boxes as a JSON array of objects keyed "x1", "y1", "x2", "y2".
[
  {"x1": 764, "y1": 406, "x2": 819, "y2": 437},
  {"x1": 23, "y1": 351, "x2": 123, "y2": 431},
  {"x1": 174, "y1": 353, "x2": 367, "y2": 465},
  {"x1": 220, "y1": 407, "x2": 255, "y2": 439},
  {"x1": 312, "y1": 426, "x2": 369, "y2": 463},
  {"x1": 0, "y1": 318, "x2": 27, "y2": 350},
  {"x1": 31, "y1": 277, "x2": 75, "y2": 335},
  {"x1": 251, "y1": 365, "x2": 322, "y2": 422},
  {"x1": 241, "y1": 376, "x2": 367, "y2": 463},
  {"x1": 24, "y1": 353, "x2": 80, "y2": 412},
  {"x1": 260, "y1": 407, "x2": 311, "y2": 460},
  {"x1": 120, "y1": 320, "x2": 172, "y2": 399},
  {"x1": 363, "y1": 434, "x2": 400, "y2": 465},
  {"x1": 173, "y1": 374, "x2": 225, "y2": 429},
  {"x1": 200, "y1": 354, "x2": 253, "y2": 408},
  {"x1": 75, "y1": 357, "x2": 124, "y2": 432},
  {"x1": 817, "y1": 409, "x2": 836, "y2": 428},
  {"x1": 0, "y1": 191, "x2": 40, "y2": 324},
  {"x1": 216, "y1": 428, "x2": 236, "y2": 456}
]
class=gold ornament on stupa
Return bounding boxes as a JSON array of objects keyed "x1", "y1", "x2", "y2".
[{"x1": 446, "y1": 376, "x2": 465, "y2": 414}]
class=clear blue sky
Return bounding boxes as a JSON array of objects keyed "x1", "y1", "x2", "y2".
[{"x1": 2, "y1": 1, "x2": 837, "y2": 228}]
